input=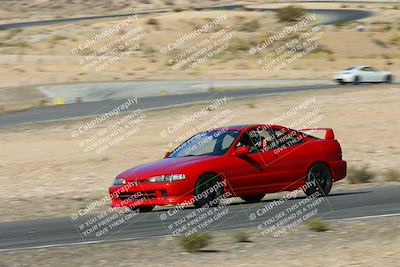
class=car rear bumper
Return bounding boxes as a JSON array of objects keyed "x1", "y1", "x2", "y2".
[
  {"x1": 330, "y1": 160, "x2": 347, "y2": 182},
  {"x1": 109, "y1": 181, "x2": 193, "y2": 208}
]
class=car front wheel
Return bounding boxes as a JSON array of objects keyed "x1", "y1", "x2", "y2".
[
  {"x1": 304, "y1": 163, "x2": 333, "y2": 197},
  {"x1": 193, "y1": 173, "x2": 224, "y2": 208}
]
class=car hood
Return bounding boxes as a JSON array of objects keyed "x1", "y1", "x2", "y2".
[
  {"x1": 336, "y1": 71, "x2": 353, "y2": 75},
  {"x1": 117, "y1": 156, "x2": 216, "y2": 181}
]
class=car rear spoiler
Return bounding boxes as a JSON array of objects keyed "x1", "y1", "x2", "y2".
[{"x1": 300, "y1": 128, "x2": 335, "y2": 139}]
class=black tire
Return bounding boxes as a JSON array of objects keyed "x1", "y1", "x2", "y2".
[
  {"x1": 193, "y1": 173, "x2": 224, "y2": 208},
  {"x1": 385, "y1": 75, "x2": 393, "y2": 83},
  {"x1": 304, "y1": 163, "x2": 333, "y2": 197},
  {"x1": 353, "y1": 76, "x2": 360, "y2": 85},
  {"x1": 241, "y1": 194, "x2": 265, "y2": 203},
  {"x1": 336, "y1": 79, "x2": 345, "y2": 85},
  {"x1": 129, "y1": 205, "x2": 154, "y2": 213}
]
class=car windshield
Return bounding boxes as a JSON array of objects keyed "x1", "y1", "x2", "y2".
[
  {"x1": 344, "y1": 67, "x2": 356, "y2": 70},
  {"x1": 168, "y1": 130, "x2": 241, "y2": 157}
]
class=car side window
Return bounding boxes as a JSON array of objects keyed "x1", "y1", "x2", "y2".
[
  {"x1": 271, "y1": 127, "x2": 304, "y2": 148},
  {"x1": 221, "y1": 133, "x2": 236, "y2": 151},
  {"x1": 236, "y1": 128, "x2": 271, "y2": 153}
]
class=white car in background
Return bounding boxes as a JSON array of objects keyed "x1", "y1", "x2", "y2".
[{"x1": 334, "y1": 66, "x2": 393, "y2": 84}]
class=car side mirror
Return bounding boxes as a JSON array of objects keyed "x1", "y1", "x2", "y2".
[
  {"x1": 164, "y1": 151, "x2": 171, "y2": 158},
  {"x1": 235, "y1": 146, "x2": 249, "y2": 156}
]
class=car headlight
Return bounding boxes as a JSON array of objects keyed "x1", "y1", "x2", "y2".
[
  {"x1": 113, "y1": 177, "x2": 126, "y2": 185},
  {"x1": 147, "y1": 174, "x2": 186, "y2": 183}
]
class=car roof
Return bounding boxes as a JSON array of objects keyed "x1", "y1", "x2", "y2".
[
  {"x1": 347, "y1": 66, "x2": 368, "y2": 69},
  {"x1": 212, "y1": 124, "x2": 270, "y2": 131}
]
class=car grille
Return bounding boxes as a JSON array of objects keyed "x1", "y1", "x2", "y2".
[{"x1": 118, "y1": 191, "x2": 156, "y2": 200}]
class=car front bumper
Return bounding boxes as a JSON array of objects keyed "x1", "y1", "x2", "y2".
[
  {"x1": 109, "y1": 180, "x2": 194, "y2": 208},
  {"x1": 333, "y1": 74, "x2": 354, "y2": 83}
]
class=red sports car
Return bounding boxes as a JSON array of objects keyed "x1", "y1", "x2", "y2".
[{"x1": 109, "y1": 124, "x2": 346, "y2": 212}]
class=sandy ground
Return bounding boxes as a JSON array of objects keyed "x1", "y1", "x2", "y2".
[
  {"x1": 0, "y1": 84, "x2": 399, "y2": 222},
  {"x1": 1, "y1": 216, "x2": 399, "y2": 266}
]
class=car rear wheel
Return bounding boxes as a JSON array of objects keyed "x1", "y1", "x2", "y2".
[
  {"x1": 193, "y1": 173, "x2": 224, "y2": 208},
  {"x1": 129, "y1": 205, "x2": 154, "y2": 213},
  {"x1": 385, "y1": 75, "x2": 393, "y2": 83},
  {"x1": 241, "y1": 194, "x2": 265, "y2": 203},
  {"x1": 304, "y1": 163, "x2": 332, "y2": 197}
]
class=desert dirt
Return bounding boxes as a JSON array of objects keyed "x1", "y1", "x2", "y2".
[
  {"x1": 0, "y1": 216, "x2": 399, "y2": 266},
  {"x1": 0, "y1": 84, "x2": 399, "y2": 222}
]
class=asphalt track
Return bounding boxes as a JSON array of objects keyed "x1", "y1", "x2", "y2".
[
  {"x1": 0, "y1": 84, "x2": 369, "y2": 126},
  {"x1": 0, "y1": 185, "x2": 399, "y2": 251}
]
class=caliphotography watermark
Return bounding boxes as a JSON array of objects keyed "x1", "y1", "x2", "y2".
[
  {"x1": 249, "y1": 180, "x2": 332, "y2": 239},
  {"x1": 70, "y1": 12, "x2": 146, "y2": 72},
  {"x1": 160, "y1": 14, "x2": 234, "y2": 71},
  {"x1": 159, "y1": 178, "x2": 233, "y2": 237},
  {"x1": 70, "y1": 181, "x2": 146, "y2": 240},
  {"x1": 249, "y1": 14, "x2": 325, "y2": 71},
  {"x1": 70, "y1": 97, "x2": 146, "y2": 154},
  {"x1": 159, "y1": 96, "x2": 236, "y2": 151}
]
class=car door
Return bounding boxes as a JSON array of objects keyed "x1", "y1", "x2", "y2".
[
  {"x1": 262, "y1": 126, "x2": 311, "y2": 190},
  {"x1": 369, "y1": 67, "x2": 382, "y2": 82},
  {"x1": 221, "y1": 127, "x2": 277, "y2": 195},
  {"x1": 360, "y1": 67, "x2": 374, "y2": 82}
]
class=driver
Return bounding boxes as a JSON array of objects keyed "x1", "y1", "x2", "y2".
[{"x1": 237, "y1": 130, "x2": 263, "y2": 152}]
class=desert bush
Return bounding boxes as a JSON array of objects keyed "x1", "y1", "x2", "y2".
[
  {"x1": 334, "y1": 21, "x2": 346, "y2": 28},
  {"x1": 142, "y1": 44, "x2": 156, "y2": 56},
  {"x1": 384, "y1": 168, "x2": 400, "y2": 181},
  {"x1": 382, "y1": 25, "x2": 392, "y2": 31},
  {"x1": 347, "y1": 164, "x2": 375, "y2": 183},
  {"x1": 373, "y1": 39, "x2": 388, "y2": 48},
  {"x1": 328, "y1": 54, "x2": 336, "y2": 61},
  {"x1": 233, "y1": 231, "x2": 250, "y2": 242},
  {"x1": 389, "y1": 35, "x2": 400, "y2": 45},
  {"x1": 180, "y1": 232, "x2": 212, "y2": 252},
  {"x1": 238, "y1": 19, "x2": 260, "y2": 32},
  {"x1": 164, "y1": 0, "x2": 175, "y2": 5},
  {"x1": 52, "y1": 35, "x2": 67, "y2": 41},
  {"x1": 276, "y1": 5, "x2": 306, "y2": 22},
  {"x1": 305, "y1": 218, "x2": 329, "y2": 232},
  {"x1": 313, "y1": 44, "x2": 334, "y2": 55},
  {"x1": 147, "y1": 18, "x2": 159, "y2": 26},
  {"x1": 6, "y1": 28, "x2": 22, "y2": 38},
  {"x1": 228, "y1": 36, "x2": 250, "y2": 52},
  {"x1": 147, "y1": 18, "x2": 160, "y2": 30}
]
